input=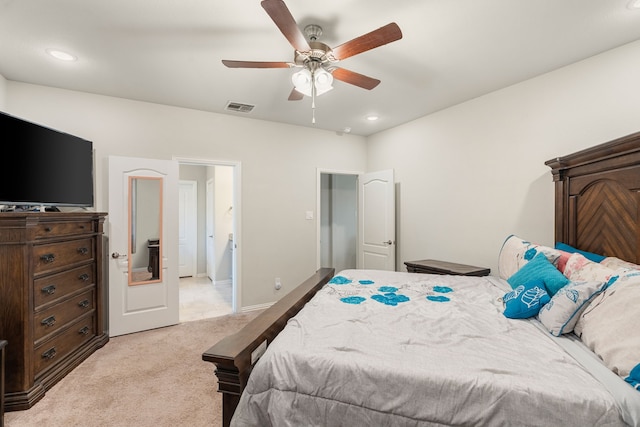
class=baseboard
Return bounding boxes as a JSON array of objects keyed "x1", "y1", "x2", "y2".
[
  {"x1": 214, "y1": 279, "x2": 232, "y2": 286},
  {"x1": 240, "y1": 302, "x2": 274, "y2": 313}
]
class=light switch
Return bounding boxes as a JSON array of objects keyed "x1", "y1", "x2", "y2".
[{"x1": 305, "y1": 211, "x2": 314, "y2": 220}]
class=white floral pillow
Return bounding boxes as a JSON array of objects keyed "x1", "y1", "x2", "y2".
[
  {"x1": 565, "y1": 253, "x2": 640, "y2": 288},
  {"x1": 537, "y1": 280, "x2": 606, "y2": 336},
  {"x1": 563, "y1": 253, "x2": 617, "y2": 282},
  {"x1": 498, "y1": 235, "x2": 563, "y2": 280},
  {"x1": 601, "y1": 256, "x2": 640, "y2": 271}
]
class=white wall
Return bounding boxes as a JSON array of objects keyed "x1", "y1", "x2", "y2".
[
  {"x1": 0, "y1": 74, "x2": 6, "y2": 110},
  {"x1": 367, "y1": 40, "x2": 640, "y2": 275},
  {"x1": 4, "y1": 84, "x2": 367, "y2": 307}
]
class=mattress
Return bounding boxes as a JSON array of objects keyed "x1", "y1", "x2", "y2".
[{"x1": 231, "y1": 269, "x2": 629, "y2": 426}]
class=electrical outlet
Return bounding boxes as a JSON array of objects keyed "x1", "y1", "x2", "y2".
[{"x1": 275, "y1": 277, "x2": 282, "y2": 290}]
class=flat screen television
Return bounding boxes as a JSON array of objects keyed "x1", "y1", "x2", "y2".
[{"x1": 0, "y1": 111, "x2": 94, "y2": 208}]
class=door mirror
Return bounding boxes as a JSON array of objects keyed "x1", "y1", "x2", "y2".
[{"x1": 128, "y1": 176, "x2": 163, "y2": 285}]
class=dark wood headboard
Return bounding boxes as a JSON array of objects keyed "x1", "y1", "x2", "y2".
[{"x1": 546, "y1": 131, "x2": 640, "y2": 264}]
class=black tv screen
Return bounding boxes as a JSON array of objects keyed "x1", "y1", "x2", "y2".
[{"x1": 0, "y1": 111, "x2": 94, "y2": 207}]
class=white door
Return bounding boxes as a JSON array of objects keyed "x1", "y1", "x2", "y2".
[
  {"x1": 357, "y1": 169, "x2": 396, "y2": 270},
  {"x1": 108, "y1": 156, "x2": 179, "y2": 336},
  {"x1": 178, "y1": 180, "x2": 197, "y2": 278},
  {"x1": 206, "y1": 178, "x2": 215, "y2": 281}
]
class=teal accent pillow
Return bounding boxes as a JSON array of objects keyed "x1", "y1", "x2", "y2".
[
  {"x1": 503, "y1": 279, "x2": 550, "y2": 319},
  {"x1": 625, "y1": 363, "x2": 640, "y2": 390},
  {"x1": 507, "y1": 252, "x2": 569, "y2": 296},
  {"x1": 555, "y1": 242, "x2": 605, "y2": 263}
]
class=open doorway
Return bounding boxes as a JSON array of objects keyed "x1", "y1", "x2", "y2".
[
  {"x1": 176, "y1": 158, "x2": 241, "y2": 322},
  {"x1": 318, "y1": 170, "x2": 359, "y2": 273}
]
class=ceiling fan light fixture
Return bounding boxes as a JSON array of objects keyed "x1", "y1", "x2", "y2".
[
  {"x1": 314, "y1": 68, "x2": 334, "y2": 95},
  {"x1": 292, "y1": 68, "x2": 313, "y2": 96},
  {"x1": 292, "y1": 67, "x2": 334, "y2": 97}
]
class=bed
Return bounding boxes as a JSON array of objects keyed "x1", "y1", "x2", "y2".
[{"x1": 203, "y1": 131, "x2": 640, "y2": 426}]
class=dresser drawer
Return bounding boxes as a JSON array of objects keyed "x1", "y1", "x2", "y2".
[
  {"x1": 32, "y1": 238, "x2": 94, "y2": 275},
  {"x1": 34, "y1": 314, "x2": 96, "y2": 377},
  {"x1": 34, "y1": 221, "x2": 94, "y2": 239},
  {"x1": 33, "y1": 264, "x2": 95, "y2": 308},
  {"x1": 34, "y1": 289, "x2": 95, "y2": 343}
]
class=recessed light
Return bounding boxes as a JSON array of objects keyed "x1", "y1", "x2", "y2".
[
  {"x1": 46, "y1": 49, "x2": 77, "y2": 62},
  {"x1": 366, "y1": 115, "x2": 379, "y2": 122},
  {"x1": 628, "y1": 0, "x2": 640, "y2": 9}
]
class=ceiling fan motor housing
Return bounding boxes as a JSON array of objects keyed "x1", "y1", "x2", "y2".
[{"x1": 294, "y1": 41, "x2": 334, "y2": 67}]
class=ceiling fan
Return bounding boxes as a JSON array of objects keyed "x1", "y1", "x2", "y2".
[{"x1": 222, "y1": 0, "x2": 403, "y2": 106}]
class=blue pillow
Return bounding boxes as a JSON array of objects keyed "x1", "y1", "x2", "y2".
[
  {"x1": 555, "y1": 242, "x2": 605, "y2": 263},
  {"x1": 507, "y1": 252, "x2": 569, "y2": 296},
  {"x1": 625, "y1": 363, "x2": 640, "y2": 391},
  {"x1": 503, "y1": 279, "x2": 551, "y2": 319}
]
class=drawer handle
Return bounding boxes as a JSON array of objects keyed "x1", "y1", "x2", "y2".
[
  {"x1": 78, "y1": 299, "x2": 90, "y2": 309},
  {"x1": 79, "y1": 326, "x2": 90, "y2": 336},
  {"x1": 40, "y1": 253, "x2": 56, "y2": 263},
  {"x1": 42, "y1": 347, "x2": 57, "y2": 360},
  {"x1": 41, "y1": 284, "x2": 57, "y2": 295},
  {"x1": 44, "y1": 226, "x2": 52, "y2": 232},
  {"x1": 79, "y1": 273, "x2": 90, "y2": 282},
  {"x1": 79, "y1": 225, "x2": 86, "y2": 229},
  {"x1": 77, "y1": 247, "x2": 89, "y2": 255},
  {"x1": 41, "y1": 315, "x2": 56, "y2": 327}
]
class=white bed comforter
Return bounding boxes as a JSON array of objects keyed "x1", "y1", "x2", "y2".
[{"x1": 231, "y1": 270, "x2": 627, "y2": 427}]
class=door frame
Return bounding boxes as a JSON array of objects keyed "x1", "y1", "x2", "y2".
[
  {"x1": 316, "y1": 168, "x2": 362, "y2": 270},
  {"x1": 174, "y1": 156, "x2": 241, "y2": 313}
]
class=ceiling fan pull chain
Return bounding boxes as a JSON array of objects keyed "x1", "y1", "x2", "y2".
[{"x1": 311, "y1": 70, "x2": 317, "y2": 124}]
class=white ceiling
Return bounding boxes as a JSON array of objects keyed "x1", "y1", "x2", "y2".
[{"x1": 1, "y1": 0, "x2": 640, "y2": 136}]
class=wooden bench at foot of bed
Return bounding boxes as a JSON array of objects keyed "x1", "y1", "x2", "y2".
[{"x1": 202, "y1": 267, "x2": 335, "y2": 427}]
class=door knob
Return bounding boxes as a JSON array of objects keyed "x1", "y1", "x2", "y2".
[
  {"x1": 383, "y1": 240, "x2": 393, "y2": 245},
  {"x1": 111, "y1": 252, "x2": 127, "y2": 259}
]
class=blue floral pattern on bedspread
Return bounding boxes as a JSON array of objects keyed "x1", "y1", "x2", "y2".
[
  {"x1": 372, "y1": 291, "x2": 410, "y2": 306},
  {"x1": 329, "y1": 276, "x2": 352, "y2": 285},
  {"x1": 331, "y1": 273, "x2": 460, "y2": 306},
  {"x1": 340, "y1": 296, "x2": 367, "y2": 305}
]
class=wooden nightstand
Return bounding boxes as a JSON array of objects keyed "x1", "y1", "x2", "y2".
[{"x1": 404, "y1": 259, "x2": 490, "y2": 276}]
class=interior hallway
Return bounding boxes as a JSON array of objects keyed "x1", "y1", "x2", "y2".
[{"x1": 179, "y1": 276, "x2": 232, "y2": 322}]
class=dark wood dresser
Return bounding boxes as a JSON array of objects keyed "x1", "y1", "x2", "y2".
[
  {"x1": 404, "y1": 259, "x2": 490, "y2": 276},
  {"x1": 0, "y1": 212, "x2": 108, "y2": 411},
  {"x1": 0, "y1": 340, "x2": 6, "y2": 427}
]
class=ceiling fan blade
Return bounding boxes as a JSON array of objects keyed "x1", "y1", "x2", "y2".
[
  {"x1": 331, "y1": 22, "x2": 402, "y2": 61},
  {"x1": 222, "y1": 60, "x2": 293, "y2": 69},
  {"x1": 288, "y1": 88, "x2": 304, "y2": 101},
  {"x1": 261, "y1": 0, "x2": 310, "y2": 52},
  {"x1": 331, "y1": 67, "x2": 380, "y2": 90}
]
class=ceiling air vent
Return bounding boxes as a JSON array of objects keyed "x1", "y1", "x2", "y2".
[{"x1": 225, "y1": 101, "x2": 255, "y2": 113}]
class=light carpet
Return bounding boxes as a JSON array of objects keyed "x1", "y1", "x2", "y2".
[{"x1": 5, "y1": 312, "x2": 260, "y2": 427}]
